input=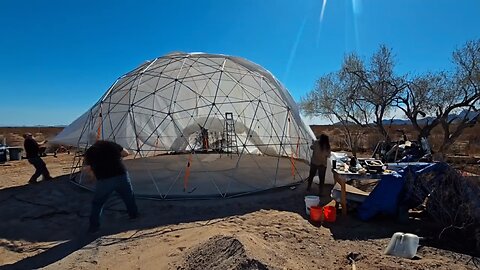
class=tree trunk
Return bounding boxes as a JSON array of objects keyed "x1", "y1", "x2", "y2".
[
  {"x1": 436, "y1": 142, "x2": 452, "y2": 161},
  {"x1": 378, "y1": 123, "x2": 390, "y2": 145},
  {"x1": 343, "y1": 127, "x2": 358, "y2": 156}
]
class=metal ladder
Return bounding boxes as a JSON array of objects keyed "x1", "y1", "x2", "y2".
[{"x1": 224, "y1": 112, "x2": 239, "y2": 156}]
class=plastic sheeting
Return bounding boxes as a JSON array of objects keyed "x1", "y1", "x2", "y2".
[
  {"x1": 357, "y1": 164, "x2": 430, "y2": 221},
  {"x1": 54, "y1": 52, "x2": 315, "y2": 198},
  {"x1": 357, "y1": 173, "x2": 405, "y2": 221}
]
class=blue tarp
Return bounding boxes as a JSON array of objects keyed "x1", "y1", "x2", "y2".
[{"x1": 357, "y1": 163, "x2": 442, "y2": 221}]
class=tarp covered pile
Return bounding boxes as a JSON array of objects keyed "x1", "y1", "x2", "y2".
[
  {"x1": 404, "y1": 163, "x2": 480, "y2": 254},
  {"x1": 357, "y1": 163, "x2": 480, "y2": 255}
]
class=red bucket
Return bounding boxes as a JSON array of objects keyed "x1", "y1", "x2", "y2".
[
  {"x1": 323, "y1": 206, "x2": 336, "y2": 222},
  {"x1": 310, "y1": 206, "x2": 323, "y2": 222}
]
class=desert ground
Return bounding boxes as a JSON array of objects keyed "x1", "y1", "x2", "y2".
[
  {"x1": 0, "y1": 127, "x2": 479, "y2": 269},
  {"x1": 0, "y1": 153, "x2": 478, "y2": 270}
]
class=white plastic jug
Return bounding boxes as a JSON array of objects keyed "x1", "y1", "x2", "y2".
[
  {"x1": 304, "y1": 196, "x2": 320, "y2": 216},
  {"x1": 384, "y1": 232, "x2": 420, "y2": 259}
]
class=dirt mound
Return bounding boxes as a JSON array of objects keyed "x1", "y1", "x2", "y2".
[{"x1": 181, "y1": 235, "x2": 269, "y2": 270}]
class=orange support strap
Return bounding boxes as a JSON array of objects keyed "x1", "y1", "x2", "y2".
[
  {"x1": 296, "y1": 137, "x2": 300, "y2": 157},
  {"x1": 290, "y1": 137, "x2": 301, "y2": 177},
  {"x1": 290, "y1": 153, "x2": 295, "y2": 177},
  {"x1": 96, "y1": 113, "x2": 103, "y2": 141}
]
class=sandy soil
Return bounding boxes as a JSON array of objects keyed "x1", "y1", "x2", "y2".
[{"x1": 0, "y1": 154, "x2": 478, "y2": 269}]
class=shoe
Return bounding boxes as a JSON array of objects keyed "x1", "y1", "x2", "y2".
[
  {"x1": 44, "y1": 176, "x2": 54, "y2": 181},
  {"x1": 28, "y1": 180, "x2": 38, "y2": 184}
]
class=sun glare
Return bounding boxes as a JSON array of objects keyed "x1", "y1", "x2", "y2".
[{"x1": 320, "y1": 0, "x2": 328, "y2": 22}]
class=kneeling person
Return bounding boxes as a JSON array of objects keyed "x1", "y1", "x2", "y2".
[{"x1": 83, "y1": 140, "x2": 139, "y2": 233}]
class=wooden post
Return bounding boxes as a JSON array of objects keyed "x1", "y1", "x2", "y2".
[
  {"x1": 333, "y1": 170, "x2": 348, "y2": 216},
  {"x1": 340, "y1": 178, "x2": 347, "y2": 216}
]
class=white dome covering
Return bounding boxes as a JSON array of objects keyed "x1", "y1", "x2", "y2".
[{"x1": 54, "y1": 52, "x2": 315, "y2": 198}]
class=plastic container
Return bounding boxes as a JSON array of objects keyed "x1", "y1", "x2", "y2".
[
  {"x1": 323, "y1": 206, "x2": 337, "y2": 222},
  {"x1": 8, "y1": 148, "x2": 22, "y2": 161},
  {"x1": 384, "y1": 232, "x2": 420, "y2": 259},
  {"x1": 310, "y1": 206, "x2": 323, "y2": 222},
  {"x1": 0, "y1": 145, "x2": 6, "y2": 162},
  {"x1": 304, "y1": 195, "x2": 320, "y2": 215}
]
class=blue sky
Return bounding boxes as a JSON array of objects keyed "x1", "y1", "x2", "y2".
[{"x1": 0, "y1": 0, "x2": 479, "y2": 126}]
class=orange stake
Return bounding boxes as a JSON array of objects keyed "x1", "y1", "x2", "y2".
[{"x1": 184, "y1": 153, "x2": 193, "y2": 191}]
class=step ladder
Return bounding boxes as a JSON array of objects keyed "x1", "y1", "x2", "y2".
[{"x1": 224, "y1": 112, "x2": 239, "y2": 156}]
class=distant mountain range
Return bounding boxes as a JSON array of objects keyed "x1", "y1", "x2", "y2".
[
  {"x1": 332, "y1": 110, "x2": 480, "y2": 126},
  {"x1": 383, "y1": 110, "x2": 480, "y2": 126}
]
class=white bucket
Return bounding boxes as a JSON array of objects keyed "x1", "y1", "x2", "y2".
[
  {"x1": 384, "y1": 232, "x2": 420, "y2": 259},
  {"x1": 304, "y1": 195, "x2": 320, "y2": 216}
]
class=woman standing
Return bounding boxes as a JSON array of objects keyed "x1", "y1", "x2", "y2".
[{"x1": 307, "y1": 134, "x2": 331, "y2": 197}]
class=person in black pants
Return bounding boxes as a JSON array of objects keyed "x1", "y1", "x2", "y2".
[
  {"x1": 83, "y1": 140, "x2": 139, "y2": 233},
  {"x1": 23, "y1": 133, "x2": 52, "y2": 183},
  {"x1": 307, "y1": 134, "x2": 331, "y2": 197}
]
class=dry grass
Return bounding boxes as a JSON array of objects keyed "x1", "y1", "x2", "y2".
[
  {"x1": 311, "y1": 123, "x2": 480, "y2": 158},
  {"x1": 2, "y1": 123, "x2": 479, "y2": 161}
]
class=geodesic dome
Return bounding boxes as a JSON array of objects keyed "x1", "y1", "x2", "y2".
[{"x1": 53, "y1": 52, "x2": 315, "y2": 199}]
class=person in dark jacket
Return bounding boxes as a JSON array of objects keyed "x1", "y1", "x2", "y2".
[
  {"x1": 23, "y1": 133, "x2": 52, "y2": 183},
  {"x1": 307, "y1": 134, "x2": 331, "y2": 196},
  {"x1": 83, "y1": 140, "x2": 139, "y2": 233}
]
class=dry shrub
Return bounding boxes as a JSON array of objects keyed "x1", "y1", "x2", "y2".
[
  {"x1": 366, "y1": 133, "x2": 384, "y2": 152},
  {"x1": 429, "y1": 134, "x2": 443, "y2": 153},
  {"x1": 0, "y1": 127, "x2": 63, "y2": 147},
  {"x1": 310, "y1": 124, "x2": 480, "y2": 156},
  {"x1": 406, "y1": 164, "x2": 480, "y2": 255},
  {"x1": 466, "y1": 144, "x2": 480, "y2": 156},
  {"x1": 6, "y1": 133, "x2": 24, "y2": 147},
  {"x1": 330, "y1": 127, "x2": 343, "y2": 137},
  {"x1": 329, "y1": 134, "x2": 344, "y2": 151},
  {"x1": 466, "y1": 134, "x2": 480, "y2": 156}
]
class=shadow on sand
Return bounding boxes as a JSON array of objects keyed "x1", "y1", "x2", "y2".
[{"x1": 0, "y1": 176, "x2": 444, "y2": 269}]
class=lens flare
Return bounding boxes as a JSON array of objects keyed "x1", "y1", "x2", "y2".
[
  {"x1": 351, "y1": 0, "x2": 361, "y2": 51},
  {"x1": 320, "y1": 0, "x2": 328, "y2": 22},
  {"x1": 316, "y1": 0, "x2": 328, "y2": 47},
  {"x1": 284, "y1": 16, "x2": 307, "y2": 82},
  {"x1": 352, "y1": 0, "x2": 362, "y2": 15}
]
